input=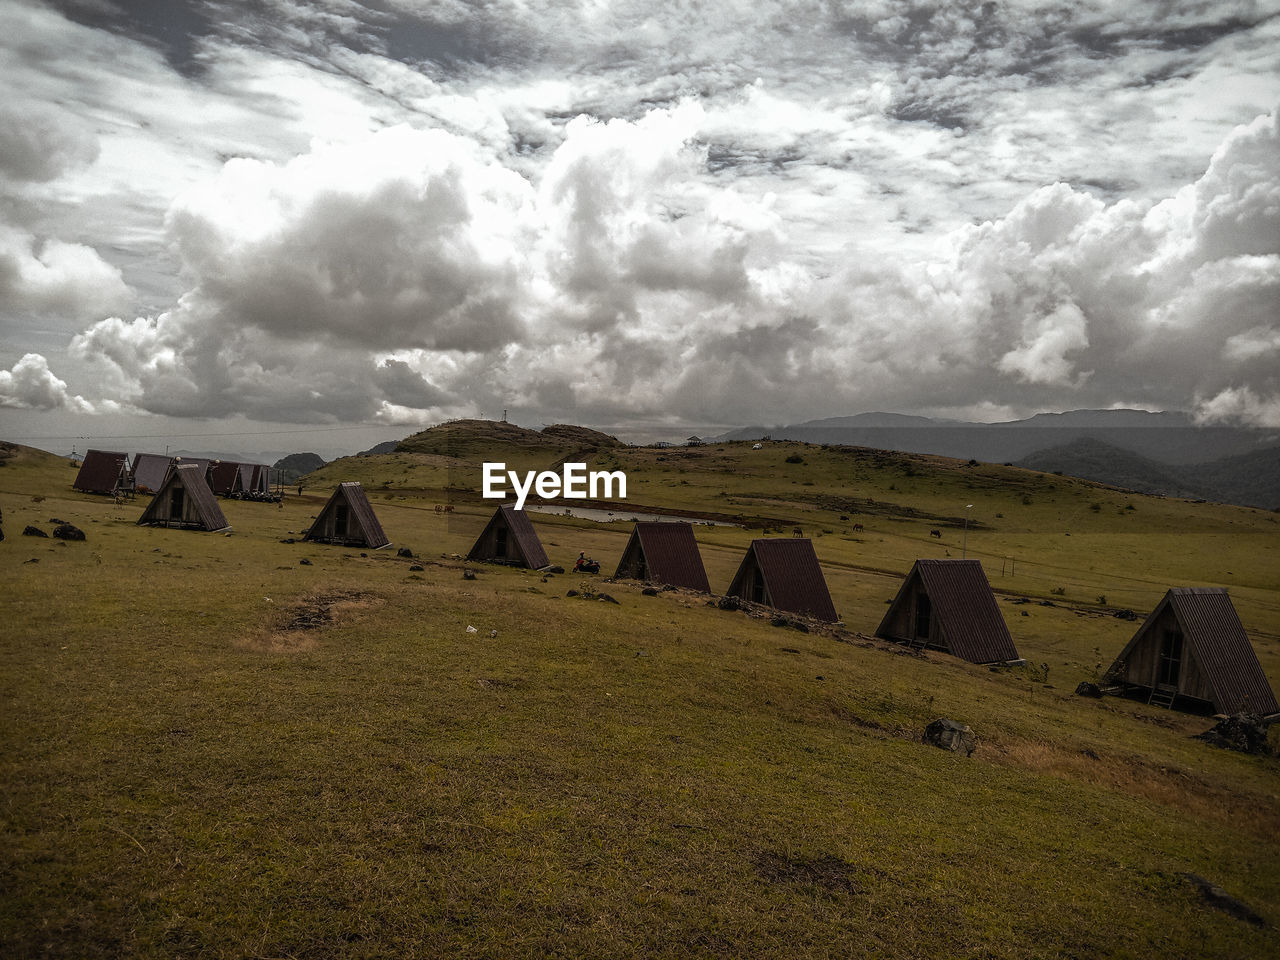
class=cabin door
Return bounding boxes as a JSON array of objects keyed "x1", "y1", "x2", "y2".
[
  {"x1": 1157, "y1": 629, "x2": 1183, "y2": 687},
  {"x1": 914, "y1": 593, "x2": 932, "y2": 641},
  {"x1": 495, "y1": 526, "x2": 507, "y2": 558},
  {"x1": 169, "y1": 487, "x2": 185, "y2": 521},
  {"x1": 334, "y1": 503, "x2": 349, "y2": 538}
]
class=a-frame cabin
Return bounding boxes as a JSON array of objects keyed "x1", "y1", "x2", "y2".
[
  {"x1": 467, "y1": 505, "x2": 549, "y2": 569},
  {"x1": 303, "y1": 482, "x2": 390, "y2": 549},
  {"x1": 725, "y1": 538, "x2": 838, "y2": 622},
  {"x1": 73, "y1": 449, "x2": 129, "y2": 495},
  {"x1": 136, "y1": 463, "x2": 230, "y2": 532},
  {"x1": 875, "y1": 559, "x2": 1021, "y2": 664},
  {"x1": 613, "y1": 522, "x2": 710, "y2": 592},
  {"x1": 1103, "y1": 587, "x2": 1279, "y2": 716}
]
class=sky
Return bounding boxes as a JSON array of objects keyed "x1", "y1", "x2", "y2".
[{"x1": 1, "y1": 0, "x2": 1278, "y2": 457}]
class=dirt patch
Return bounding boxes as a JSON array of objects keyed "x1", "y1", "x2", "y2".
[
  {"x1": 243, "y1": 589, "x2": 384, "y2": 653},
  {"x1": 754, "y1": 851, "x2": 881, "y2": 894}
]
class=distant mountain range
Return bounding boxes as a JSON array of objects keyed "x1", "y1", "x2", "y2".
[
  {"x1": 716, "y1": 409, "x2": 1280, "y2": 509},
  {"x1": 718, "y1": 409, "x2": 1279, "y2": 465},
  {"x1": 1014, "y1": 437, "x2": 1280, "y2": 509}
]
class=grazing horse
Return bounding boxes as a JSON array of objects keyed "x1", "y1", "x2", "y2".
[
  {"x1": 444, "y1": 505, "x2": 454, "y2": 513},
  {"x1": 434, "y1": 505, "x2": 443, "y2": 513},
  {"x1": 852, "y1": 523, "x2": 864, "y2": 533},
  {"x1": 792, "y1": 526, "x2": 803, "y2": 538},
  {"x1": 930, "y1": 529, "x2": 942, "y2": 538}
]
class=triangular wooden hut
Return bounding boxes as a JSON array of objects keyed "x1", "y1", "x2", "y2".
[
  {"x1": 208, "y1": 460, "x2": 243, "y2": 496},
  {"x1": 239, "y1": 463, "x2": 269, "y2": 496},
  {"x1": 1103, "y1": 588, "x2": 1279, "y2": 715},
  {"x1": 73, "y1": 449, "x2": 129, "y2": 495},
  {"x1": 725, "y1": 539, "x2": 838, "y2": 622},
  {"x1": 467, "y1": 505, "x2": 549, "y2": 569},
  {"x1": 131, "y1": 453, "x2": 173, "y2": 494},
  {"x1": 303, "y1": 482, "x2": 390, "y2": 549},
  {"x1": 613, "y1": 522, "x2": 710, "y2": 591},
  {"x1": 875, "y1": 559, "x2": 1020, "y2": 664},
  {"x1": 137, "y1": 463, "x2": 230, "y2": 532}
]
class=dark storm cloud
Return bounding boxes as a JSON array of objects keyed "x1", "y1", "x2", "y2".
[{"x1": 5, "y1": 0, "x2": 1280, "y2": 435}]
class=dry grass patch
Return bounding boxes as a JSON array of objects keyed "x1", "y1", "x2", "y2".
[
  {"x1": 984, "y1": 734, "x2": 1280, "y2": 837},
  {"x1": 242, "y1": 587, "x2": 386, "y2": 653}
]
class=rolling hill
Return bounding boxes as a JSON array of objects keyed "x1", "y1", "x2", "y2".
[{"x1": 2, "y1": 426, "x2": 1279, "y2": 958}]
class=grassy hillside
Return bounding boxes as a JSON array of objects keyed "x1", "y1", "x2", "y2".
[{"x1": 2, "y1": 431, "x2": 1279, "y2": 958}]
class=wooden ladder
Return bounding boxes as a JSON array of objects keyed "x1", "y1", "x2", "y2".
[{"x1": 1148, "y1": 684, "x2": 1177, "y2": 709}]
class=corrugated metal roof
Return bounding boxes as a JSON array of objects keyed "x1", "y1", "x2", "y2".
[
  {"x1": 73, "y1": 449, "x2": 128, "y2": 493},
  {"x1": 616, "y1": 522, "x2": 710, "y2": 592},
  {"x1": 909, "y1": 559, "x2": 1020, "y2": 664},
  {"x1": 502, "y1": 506, "x2": 550, "y2": 569},
  {"x1": 131, "y1": 453, "x2": 172, "y2": 493},
  {"x1": 305, "y1": 482, "x2": 389, "y2": 548},
  {"x1": 1136, "y1": 588, "x2": 1278, "y2": 715},
  {"x1": 730, "y1": 538, "x2": 838, "y2": 622},
  {"x1": 209, "y1": 461, "x2": 241, "y2": 495},
  {"x1": 466, "y1": 506, "x2": 550, "y2": 568},
  {"x1": 137, "y1": 463, "x2": 230, "y2": 531}
]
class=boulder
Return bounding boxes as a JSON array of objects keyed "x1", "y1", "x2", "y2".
[
  {"x1": 922, "y1": 718, "x2": 977, "y2": 756},
  {"x1": 53, "y1": 523, "x2": 85, "y2": 541},
  {"x1": 397, "y1": 547, "x2": 414, "y2": 558},
  {"x1": 546, "y1": 565, "x2": 566, "y2": 574},
  {"x1": 22, "y1": 525, "x2": 48, "y2": 538},
  {"x1": 462, "y1": 568, "x2": 477, "y2": 580},
  {"x1": 1195, "y1": 713, "x2": 1272, "y2": 756},
  {"x1": 717, "y1": 596, "x2": 741, "y2": 611},
  {"x1": 1074, "y1": 681, "x2": 1104, "y2": 698}
]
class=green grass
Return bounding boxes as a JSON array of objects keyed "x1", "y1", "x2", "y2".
[{"x1": 2, "y1": 435, "x2": 1279, "y2": 958}]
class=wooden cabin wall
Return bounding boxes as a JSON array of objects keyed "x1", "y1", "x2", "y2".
[{"x1": 615, "y1": 540, "x2": 646, "y2": 580}]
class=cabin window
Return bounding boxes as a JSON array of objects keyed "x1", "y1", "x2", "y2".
[
  {"x1": 334, "y1": 503, "x2": 349, "y2": 538},
  {"x1": 169, "y1": 487, "x2": 185, "y2": 521},
  {"x1": 495, "y1": 525, "x2": 507, "y2": 558},
  {"x1": 914, "y1": 593, "x2": 932, "y2": 640},
  {"x1": 1158, "y1": 628, "x2": 1183, "y2": 686}
]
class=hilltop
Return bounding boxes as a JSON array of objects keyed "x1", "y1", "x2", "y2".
[
  {"x1": 2, "y1": 432, "x2": 1279, "y2": 958},
  {"x1": 396, "y1": 418, "x2": 622, "y2": 459}
]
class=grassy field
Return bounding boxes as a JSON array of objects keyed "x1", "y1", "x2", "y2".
[{"x1": 3, "y1": 427, "x2": 1279, "y2": 958}]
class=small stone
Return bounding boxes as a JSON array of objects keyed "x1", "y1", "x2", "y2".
[
  {"x1": 397, "y1": 547, "x2": 414, "y2": 558},
  {"x1": 463, "y1": 568, "x2": 477, "y2": 580},
  {"x1": 53, "y1": 523, "x2": 86, "y2": 541},
  {"x1": 22, "y1": 525, "x2": 48, "y2": 537},
  {"x1": 299, "y1": 558, "x2": 312, "y2": 566},
  {"x1": 409, "y1": 564, "x2": 424, "y2": 572},
  {"x1": 642, "y1": 587, "x2": 659, "y2": 596}
]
